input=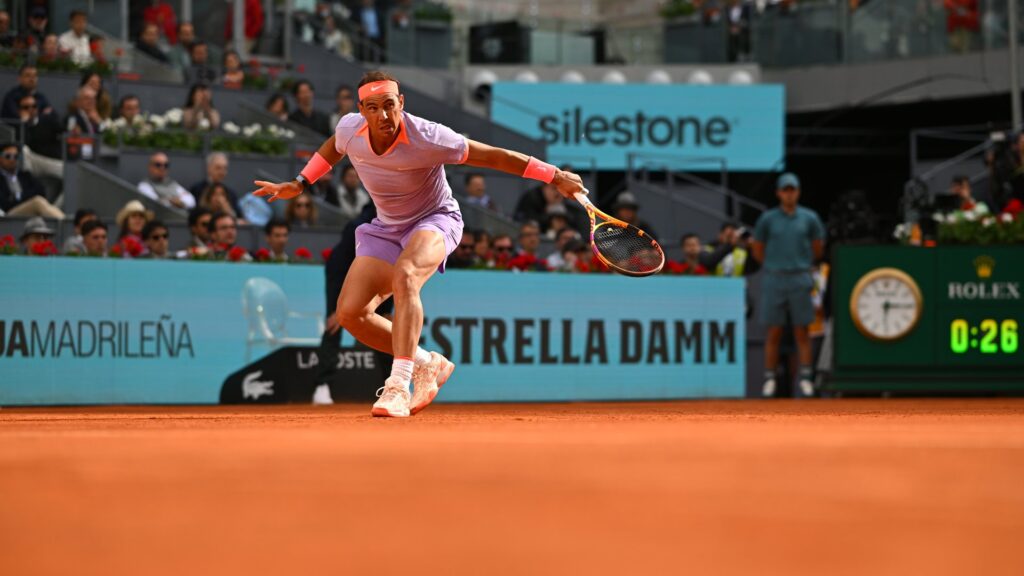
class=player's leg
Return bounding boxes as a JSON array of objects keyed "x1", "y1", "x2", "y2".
[
  {"x1": 760, "y1": 273, "x2": 785, "y2": 398},
  {"x1": 393, "y1": 229, "x2": 456, "y2": 414},
  {"x1": 789, "y1": 274, "x2": 817, "y2": 397},
  {"x1": 336, "y1": 256, "x2": 396, "y2": 354}
]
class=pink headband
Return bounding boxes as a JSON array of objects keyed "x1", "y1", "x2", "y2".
[{"x1": 358, "y1": 80, "x2": 399, "y2": 101}]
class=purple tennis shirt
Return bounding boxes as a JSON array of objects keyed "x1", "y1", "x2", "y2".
[{"x1": 334, "y1": 111, "x2": 467, "y2": 226}]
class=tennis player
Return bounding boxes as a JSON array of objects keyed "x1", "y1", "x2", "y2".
[{"x1": 254, "y1": 71, "x2": 585, "y2": 417}]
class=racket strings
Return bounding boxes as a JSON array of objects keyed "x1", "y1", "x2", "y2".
[{"x1": 593, "y1": 223, "x2": 664, "y2": 275}]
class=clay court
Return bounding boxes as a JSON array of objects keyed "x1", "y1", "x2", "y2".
[{"x1": 1, "y1": 399, "x2": 1022, "y2": 576}]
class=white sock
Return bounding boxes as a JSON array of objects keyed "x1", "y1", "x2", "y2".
[
  {"x1": 414, "y1": 347, "x2": 431, "y2": 366},
  {"x1": 390, "y1": 357, "x2": 415, "y2": 391}
]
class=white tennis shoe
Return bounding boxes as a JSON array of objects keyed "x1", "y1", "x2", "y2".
[
  {"x1": 761, "y1": 378, "x2": 777, "y2": 398},
  {"x1": 410, "y1": 352, "x2": 455, "y2": 415},
  {"x1": 371, "y1": 378, "x2": 411, "y2": 418},
  {"x1": 799, "y1": 379, "x2": 816, "y2": 397}
]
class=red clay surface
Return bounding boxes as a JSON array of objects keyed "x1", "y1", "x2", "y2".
[{"x1": 1, "y1": 399, "x2": 1023, "y2": 576}]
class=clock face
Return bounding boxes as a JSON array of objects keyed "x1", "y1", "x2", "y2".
[{"x1": 850, "y1": 268, "x2": 923, "y2": 341}]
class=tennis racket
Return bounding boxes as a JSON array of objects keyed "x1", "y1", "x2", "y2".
[{"x1": 574, "y1": 190, "x2": 665, "y2": 277}]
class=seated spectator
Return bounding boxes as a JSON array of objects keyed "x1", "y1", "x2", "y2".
[
  {"x1": 117, "y1": 94, "x2": 144, "y2": 126},
  {"x1": 185, "y1": 41, "x2": 218, "y2": 85},
  {"x1": 951, "y1": 174, "x2": 988, "y2": 212},
  {"x1": 16, "y1": 94, "x2": 64, "y2": 182},
  {"x1": 514, "y1": 178, "x2": 587, "y2": 235},
  {"x1": 136, "y1": 22, "x2": 170, "y2": 63},
  {"x1": 511, "y1": 221, "x2": 549, "y2": 271},
  {"x1": 20, "y1": 216, "x2": 56, "y2": 255},
  {"x1": 705, "y1": 222, "x2": 755, "y2": 277},
  {"x1": 143, "y1": 0, "x2": 178, "y2": 45},
  {"x1": 2, "y1": 64, "x2": 53, "y2": 120},
  {"x1": 489, "y1": 233, "x2": 515, "y2": 269},
  {"x1": 329, "y1": 85, "x2": 355, "y2": 128},
  {"x1": 288, "y1": 80, "x2": 331, "y2": 136},
  {"x1": 25, "y1": 8, "x2": 49, "y2": 52},
  {"x1": 463, "y1": 173, "x2": 499, "y2": 212},
  {"x1": 545, "y1": 227, "x2": 582, "y2": 270},
  {"x1": 66, "y1": 86, "x2": 104, "y2": 136},
  {"x1": 168, "y1": 22, "x2": 195, "y2": 69},
  {"x1": 80, "y1": 219, "x2": 108, "y2": 257},
  {"x1": 141, "y1": 220, "x2": 171, "y2": 259},
  {"x1": 38, "y1": 34, "x2": 61, "y2": 64},
  {"x1": 80, "y1": 71, "x2": 112, "y2": 121},
  {"x1": 946, "y1": 0, "x2": 979, "y2": 53},
  {"x1": 0, "y1": 143, "x2": 64, "y2": 219},
  {"x1": 182, "y1": 83, "x2": 220, "y2": 130},
  {"x1": 89, "y1": 34, "x2": 108, "y2": 66},
  {"x1": 610, "y1": 191, "x2": 658, "y2": 240},
  {"x1": 543, "y1": 204, "x2": 573, "y2": 241},
  {"x1": 187, "y1": 207, "x2": 212, "y2": 248},
  {"x1": 137, "y1": 152, "x2": 195, "y2": 209},
  {"x1": 330, "y1": 164, "x2": 370, "y2": 218},
  {"x1": 265, "y1": 93, "x2": 289, "y2": 122},
  {"x1": 474, "y1": 229, "x2": 492, "y2": 263},
  {"x1": 286, "y1": 196, "x2": 318, "y2": 228},
  {"x1": 189, "y1": 152, "x2": 242, "y2": 214},
  {"x1": 322, "y1": 15, "x2": 353, "y2": 59},
  {"x1": 63, "y1": 208, "x2": 98, "y2": 254},
  {"x1": 58, "y1": 10, "x2": 93, "y2": 65},
  {"x1": 199, "y1": 182, "x2": 238, "y2": 218},
  {"x1": 207, "y1": 211, "x2": 252, "y2": 260},
  {"x1": 446, "y1": 230, "x2": 479, "y2": 269},
  {"x1": 666, "y1": 233, "x2": 711, "y2": 275},
  {"x1": 115, "y1": 199, "x2": 152, "y2": 257},
  {"x1": 0, "y1": 10, "x2": 13, "y2": 48},
  {"x1": 221, "y1": 50, "x2": 245, "y2": 88},
  {"x1": 263, "y1": 219, "x2": 290, "y2": 261}
]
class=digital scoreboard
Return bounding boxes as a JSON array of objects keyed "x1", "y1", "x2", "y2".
[{"x1": 831, "y1": 246, "x2": 1024, "y2": 393}]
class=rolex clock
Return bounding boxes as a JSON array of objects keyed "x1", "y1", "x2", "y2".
[{"x1": 849, "y1": 267, "x2": 923, "y2": 341}]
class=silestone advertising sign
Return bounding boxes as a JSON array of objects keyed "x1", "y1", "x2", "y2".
[{"x1": 490, "y1": 82, "x2": 784, "y2": 171}]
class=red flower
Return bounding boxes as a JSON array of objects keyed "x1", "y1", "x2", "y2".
[
  {"x1": 665, "y1": 260, "x2": 708, "y2": 275},
  {"x1": 1003, "y1": 199, "x2": 1023, "y2": 217},
  {"x1": 30, "y1": 240, "x2": 58, "y2": 256},
  {"x1": 295, "y1": 247, "x2": 313, "y2": 260},
  {"x1": 0, "y1": 234, "x2": 15, "y2": 248},
  {"x1": 590, "y1": 254, "x2": 610, "y2": 273},
  {"x1": 254, "y1": 248, "x2": 271, "y2": 262},
  {"x1": 321, "y1": 248, "x2": 333, "y2": 261},
  {"x1": 248, "y1": 58, "x2": 260, "y2": 71},
  {"x1": 228, "y1": 246, "x2": 248, "y2": 262},
  {"x1": 507, "y1": 253, "x2": 550, "y2": 272},
  {"x1": 962, "y1": 200, "x2": 976, "y2": 211},
  {"x1": 122, "y1": 237, "x2": 144, "y2": 257},
  {"x1": 109, "y1": 244, "x2": 123, "y2": 257}
]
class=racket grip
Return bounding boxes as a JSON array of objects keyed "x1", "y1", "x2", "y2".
[{"x1": 573, "y1": 189, "x2": 592, "y2": 207}]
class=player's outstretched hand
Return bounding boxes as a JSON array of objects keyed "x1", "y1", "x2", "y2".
[
  {"x1": 552, "y1": 170, "x2": 585, "y2": 199},
  {"x1": 253, "y1": 180, "x2": 303, "y2": 203}
]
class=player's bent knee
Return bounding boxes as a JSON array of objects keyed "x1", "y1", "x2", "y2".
[
  {"x1": 337, "y1": 303, "x2": 371, "y2": 329},
  {"x1": 391, "y1": 262, "x2": 421, "y2": 298}
]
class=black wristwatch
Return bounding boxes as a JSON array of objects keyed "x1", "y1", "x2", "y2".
[{"x1": 295, "y1": 174, "x2": 312, "y2": 191}]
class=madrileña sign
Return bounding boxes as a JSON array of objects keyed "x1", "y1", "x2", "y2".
[{"x1": 490, "y1": 82, "x2": 784, "y2": 171}]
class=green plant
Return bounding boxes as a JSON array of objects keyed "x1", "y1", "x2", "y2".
[
  {"x1": 935, "y1": 204, "x2": 1024, "y2": 245},
  {"x1": 660, "y1": 0, "x2": 698, "y2": 19},
  {"x1": 414, "y1": 2, "x2": 454, "y2": 23}
]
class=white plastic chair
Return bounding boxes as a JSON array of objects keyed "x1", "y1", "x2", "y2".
[{"x1": 242, "y1": 277, "x2": 324, "y2": 361}]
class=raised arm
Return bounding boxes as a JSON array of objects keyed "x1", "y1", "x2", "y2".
[
  {"x1": 464, "y1": 139, "x2": 584, "y2": 198},
  {"x1": 253, "y1": 135, "x2": 344, "y2": 203}
]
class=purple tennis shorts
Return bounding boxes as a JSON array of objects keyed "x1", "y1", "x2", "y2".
[{"x1": 354, "y1": 210, "x2": 464, "y2": 273}]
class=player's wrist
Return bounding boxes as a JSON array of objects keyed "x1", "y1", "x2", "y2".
[{"x1": 523, "y1": 156, "x2": 556, "y2": 183}]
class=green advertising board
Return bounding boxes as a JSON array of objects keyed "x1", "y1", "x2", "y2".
[{"x1": 831, "y1": 245, "x2": 1024, "y2": 393}]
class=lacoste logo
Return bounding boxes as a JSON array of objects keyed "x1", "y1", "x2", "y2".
[{"x1": 242, "y1": 370, "x2": 274, "y2": 400}]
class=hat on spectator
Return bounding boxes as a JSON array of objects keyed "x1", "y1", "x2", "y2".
[
  {"x1": 777, "y1": 172, "x2": 801, "y2": 190},
  {"x1": 21, "y1": 216, "x2": 55, "y2": 239},
  {"x1": 116, "y1": 200, "x2": 154, "y2": 230},
  {"x1": 612, "y1": 191, "x2": 639, "y2": 212}
]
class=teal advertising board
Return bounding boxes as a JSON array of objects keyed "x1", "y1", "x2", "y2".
[
  {"x1": 0, "y1": 259, "x2": 745, "y2": 404},
  {"x1": 490, "y1": 83, "x2": 785, "y2": 171}
]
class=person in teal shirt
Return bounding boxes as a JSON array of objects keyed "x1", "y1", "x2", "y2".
[{"x1": 752, "y1": 173, "x2": 825, "y2": 398}]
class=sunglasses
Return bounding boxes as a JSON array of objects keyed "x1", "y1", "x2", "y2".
[
  {"x1": 494, "y1": 246, "x2": 513, "y2": 252},
  {"x1": 457, "y1": 244, "x2": 473, "y2": 250},
  {"x1": 1, "y1": 153, "x2": 18, "y2": 160},
  {"x1": 295, "y1": 202, "x2": 311, "y2": 208},
  {"x1": 151, "y1": 162, "x2": 169, "y2": 168},
  {"x1": 20, "y1": 104, "x2": 37, "y2": 110},
  {"x1": 148, "y1": 233, "x2": 168, "y2": 240}
]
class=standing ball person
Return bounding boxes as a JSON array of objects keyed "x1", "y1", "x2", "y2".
[
  {"x1": 751, "y1": 173, "x2": 825, "y2": 398},
  {"x1": 254, "y1": 71, "x2": 585, "y2": 417}
]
